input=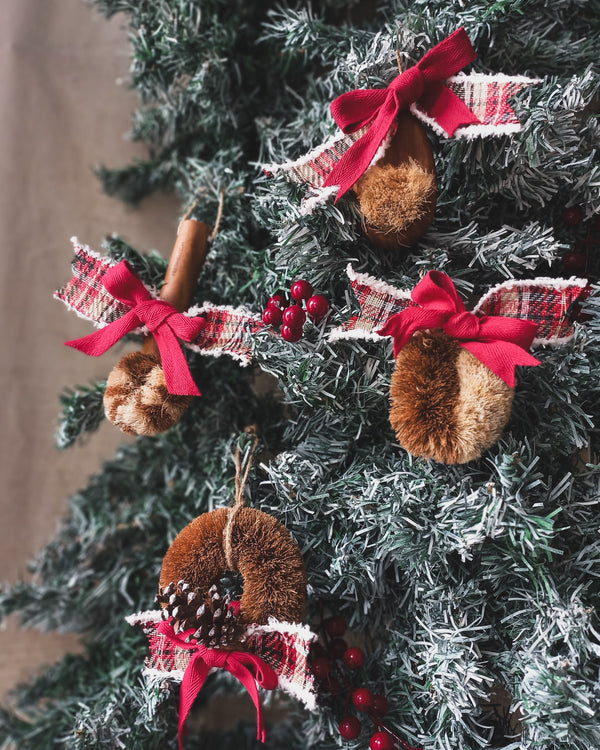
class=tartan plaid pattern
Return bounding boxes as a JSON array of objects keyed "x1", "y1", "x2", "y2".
[
  {"x1": 55, "y1": 240, "x2": 265, "y2": 365},
  {"x1": 474, "y1": 278, "x2": 590, "y2": 344},
  {"x1": 245, "y1": 624, "x2": 317, "y2": 708},
  {"x1": 265, "y1": 125, "x2": 369, "y2": 189},
  {"x1": 187, "y1": 303, "x2": 265, "y2": 366},
  {"x1": 128, "y1": 612, "x2": 317, "y2": 710},
  {"x1": 147, "y1": 622, "x2": 194, "y2": 675},
  {"x1": 331, "y1": 267, "x2": 588, "y2": 346},
  {"x1": 413, "y1": 74, "x2": 535, "y2": 136},
  {"x1": 266, "y1": 74, "x2": 537, "y2": 190},
  {"x1": 329, "y1": 266, "x2": 414, "y2": 341},
  {"x1": 54, "y1": 240, "x2": 132, "y2": 327}
]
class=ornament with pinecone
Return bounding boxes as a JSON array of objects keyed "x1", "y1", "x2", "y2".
[{"x1": 155, "y1": 581, "x2": 244, "y2": 648}]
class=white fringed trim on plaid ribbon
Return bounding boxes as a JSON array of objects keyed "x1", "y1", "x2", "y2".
[
  {"x1": 55, "y1": 238, "x2": 265, "y2": 366},
  {"x1": 186, "y1": 302, "x2": 265, "y2": 366},
  {"x1": 329, "y1": 265, "x2": 589, "y2": 347},
  {"x1": 411, "y1": 73, "x2": 542, "y2": 139},
  {"x1": 264, "y1": 73, "x2": 540, "y2": 212},
  {"x1": 126, "y1": 611, "x2": 318, "y2": 711}
]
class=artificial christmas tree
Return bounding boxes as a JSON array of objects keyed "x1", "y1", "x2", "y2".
[{"x1": 2, "y1": 1, "x2": 600, "y2": 749}]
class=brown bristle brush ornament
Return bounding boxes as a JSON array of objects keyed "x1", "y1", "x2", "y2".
[
  {"x1": 126, "y1": 430, "x2": 317, "y2": 749},
  {"x1": 330, "y1": 265, "x2": 590, "y2": 464},
  {"x1": 158, "y1": 501, "x2": 308, "y2": 627},
  {"x1": 103, "y1": 219, "x2": 211, "y2": 435},
  {"x1": 387, "y1": 329, "x2": 515, "y2": 465},
  {"x1": 353, "y1": 114, "x2": 438, "y2": 250},
  {"x1": 265, "y1": 27, "x2": 539, "y2": 250},
  {"x1": 55, "y1": 220, "x2": 265, "y2": 436}
]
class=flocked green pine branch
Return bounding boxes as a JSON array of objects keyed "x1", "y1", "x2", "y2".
[{"x1": 2, "y1": 0, "x2": 600, "y2": 748}]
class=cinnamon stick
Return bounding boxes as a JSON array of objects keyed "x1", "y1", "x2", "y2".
[{"x1": 142, "y1": 219, "x2": 212, "y2": 357}]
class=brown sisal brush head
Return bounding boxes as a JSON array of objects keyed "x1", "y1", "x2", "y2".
[
  {"x1": 389, "y1": 330, "x2": 515, "y2": 464},
  {"x1": 355, "y1": 161, "x2": 436, "y2": 235},
  {"x1": 353, "y1": 111, "x2": 437, "y2": 250},
  {"x1": 103, "y1": 351, "x2": 192, "y2": 436},
  {"x1": 160, "y1": 507, "x2": 307, "y2": 625}
]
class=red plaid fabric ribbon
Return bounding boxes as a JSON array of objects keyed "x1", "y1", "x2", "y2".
[
  {"x1": 156, "y1": 620, "x2": 278, "y2": 749},
  {"x1": 127, "y1": 610, "x2": 318, "y2": 710},
  {"x1": 55, "y1": 241, "x2": 128, "y2": 325},
  {"x1": 55, "y1": 239, "x2": 265, "y2": 375},
  {"x1": 329, "y1": 266, "x2": 415, "y2": 342},
  {"x1": 330, "y1": 266, "x2": 590, "y2": 378},
  {"x1": 473, "y1": 278, "x2": 591, "y2": 343},
  {"x1": 185, "y1": 302, "x2": 266, "y2": 365},
  {"x1": 323, "y1": 28, "x2": 479, "y2": 200},
  {"x1": 415, "y1": 73, "x2": 539, "y2": 137}
]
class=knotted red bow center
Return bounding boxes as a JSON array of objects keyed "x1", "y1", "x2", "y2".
[
  {"x1": 135, "y1": 299, "x2": 180, "y2": 332},
  {"x1": 376, "y1": 270, "x2": 541, "y2": 388},
  {"x1": 156, "y1": 619, "x2": 279, "y2": 750},
  {"x1": 199, "y1": 647, "x2": 229, "y2": 669},
  {"x1": 443, "y1": 310, "x2": 481, "y2": 340},
  {"x1": 65, "y1": 260, "x2": 204, "y2": 396},
  {"x1": 389, "y1": 65, "x2": 425, "y2": 107}
]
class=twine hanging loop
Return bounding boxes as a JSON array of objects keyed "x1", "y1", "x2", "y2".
[{"x1": 224, "y1": 426, "x2": 259, "y2": 569}]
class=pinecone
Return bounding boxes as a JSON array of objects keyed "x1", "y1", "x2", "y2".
[{"x1": 155, "y1": 581, "x2": 243, "y2": 648}]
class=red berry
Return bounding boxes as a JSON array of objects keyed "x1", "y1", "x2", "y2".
[
  {"x1": 371, "y1": 694, "x2": 389, "y2": 716},
  {"x1": 328, "y1": 637, "x2": 348, "y2": 660},
  {"x1": 311, "y1": 656, "x2": 332, "y2": 680},
  {"x1": 324, "y1": 615, "x2": 347, "y2": 637},
  {"x1": 562, "y1": 207, "x2": 582, "y2": 226},
  {"x1": 343, "y1": 646, "x2": 365, "y2": 670},
  {"x1": 268, "y1": 292, "x2": 288, "y2": 309},
  {"x1": 290, "y1": 279, "x2": 313, "y2": 301},
  {"x1": 262, "y1": 306, "x2": 282, "y2": 326},
  {"x1": 352, "y1": 687, "x2": 373, "y2": 712},
  {"x1": 283, "y1": 304, "x2": 306, "y2": 328},
  {"x1": 281, "y1": 324, "x2": 303, "y2": 342},
  {"x1": 228, "y1": 600, "x2": 241, "y2": 616},
  {"x1": 563, "y1": 252, "x2": 586, "y2": 273},
  {"x1": 306, "y1": 294, "x2": 330, "y2": 321},
  {"x1": 338, "y1": 716, "x2": 361, "y2": 741},
  {"x1": 370, "y1": 731, "x2": 393, "y2": 750}
]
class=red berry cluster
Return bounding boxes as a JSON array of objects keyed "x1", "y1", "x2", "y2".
[
  {"x1": 262, "y1": 279, "x2": 330, "y2": 342},
  {"x1": 311, "y1": 614, "x2": 421, "y2": 750}
]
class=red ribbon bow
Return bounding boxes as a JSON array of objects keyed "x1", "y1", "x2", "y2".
[
  {"x1": 377, "y1": 271, "x2": 540, "y2": 387},
  {"x1": 156, "y1": 620, "x2": 278, "y2": 749},
  {"x1": 65, "y1": 261, "x2": 206, "y2": 396},
  {"x1": 323, "y1": 27, "x2": 480, "y2": 200}
]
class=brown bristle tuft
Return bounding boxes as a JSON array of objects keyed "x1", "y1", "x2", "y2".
[
  {"x1": 103, "y1": 351, "x2": 192, "y2": 436},
  {"x1": 389, "y1": 330, "x2": 515, "y2": 464},
  {"x1": 389, "y1": 330, "x2": 462, "y2": 462},
  {"x1": 355, "y1": 160, "x2": 436, "y2": 235}
]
